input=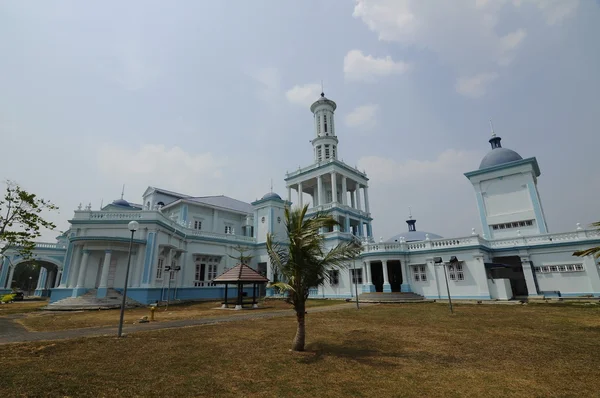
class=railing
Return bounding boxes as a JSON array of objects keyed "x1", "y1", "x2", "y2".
[
  {"x1": 305, "y1": 203, "x2": 370, "y2": 218},
  {"x1": 362, "y1": 229, "x2": 600, "y2": 254},
  {"x1": 74, "y1": 210, "x2": 256, "y2": 243},
  {"x1": 34, "y1": 242, "x2": 67, "y2": 250},
  {"x1": 285, "y1": 159, "x2": 368, "y2": 179}
]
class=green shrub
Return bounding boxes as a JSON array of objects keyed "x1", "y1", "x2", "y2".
[{"x1": 1, "y1": 293, "x2": 16, "y2": 303}]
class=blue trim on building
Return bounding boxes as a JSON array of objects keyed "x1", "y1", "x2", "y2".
[
  {"x1": 401, "y1": 283, "x2": 412, "y2": 292},
  {"x1": 70, "y1": 236, "x2": 146, "y2": 245},
  {"x1": 464, "y1": 157, "x2": 540, "y2": 178},
  {"x1": 427, "y1": 295, "x2": 492, "y2": 300},
  {"x1": 49, "y1": 288, "x2": 75, "y2": 303},
  {"x1": 119, "y1": 286, "x2": 255, "y2": 305},
  {"x1": 97, "y1": 287, "x2": 108, "y2": 298},
  {"x1": 142, "y1": 232, "x2": 156, "y2": 285},
  {"x1": 527, "y1": 182, "x2": 548, "y2": 234}
]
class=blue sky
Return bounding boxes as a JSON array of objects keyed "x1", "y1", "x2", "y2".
[{"x1": 1, "y1": 0, "x2": 598, "y2": 241}]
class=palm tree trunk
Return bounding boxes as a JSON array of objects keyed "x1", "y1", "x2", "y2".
[{"x1": 292, "y1": 303, "x2": 306, "y2": 351}]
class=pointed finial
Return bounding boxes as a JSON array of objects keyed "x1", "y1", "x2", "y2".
[
  {"x1": 100, "y1": 198, "x2": 103, "y2": 210},
  {"x1": 121, "y1": 184, "x2": 125, "y2": 200},
  {"x1": 321, "y1": 80, "x2": 324, "y2": 97},
  {"x1": 270, "y1": 178, "x2": 273, "y2": 193},
  {"x1": 489, "y1": 119, "x2": 496, "y2": 137},
  {"x1": 408, "y1": 206, "x2": 413, "y2": 219}
]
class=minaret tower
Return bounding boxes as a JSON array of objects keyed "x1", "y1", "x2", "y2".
[
  {"x1": 284, "y1": 91, "x2": 373, "y2": 240},
  {"x1": 311, "y1": 92, "x2": 339, "y2": 162}
]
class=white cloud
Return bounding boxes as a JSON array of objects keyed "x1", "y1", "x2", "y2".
[
  {"x1": 455, "y1": 72, "x2": 499, "y2": 98},
  {"x1": 96, "y1": 144, "x2": 228, "y2": 196},
  {"x1": 285, "y1": 83, "x2": 322, "y2": 107},
  {"x1": 357, "y1": 149, "x2": 485, "y2": 240},
  {"x1": 343, "y1": 50, "x2": 410, "y2": 82},
  {"x1": 352, "y1": 0, "x2": 578, "y2": 93},
  {"x1": 344, "y1": 104, "x2": 380, "y2": 130}
]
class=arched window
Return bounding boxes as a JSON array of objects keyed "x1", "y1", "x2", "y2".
[{"x1": 157, "y1": 201, "x2": 165, "y2": 207}]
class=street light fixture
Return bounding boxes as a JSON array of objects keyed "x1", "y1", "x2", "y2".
[
  {"x1": 434, "y1": 256, "x2": 457, "y2": 314},
  {"x1": 117, "y1": 220, "x2": 139, "y2": 338}
]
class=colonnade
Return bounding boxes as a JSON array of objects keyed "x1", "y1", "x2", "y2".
[{"x1": 287, "y1": 171, "x2": 370, "y2": 213}]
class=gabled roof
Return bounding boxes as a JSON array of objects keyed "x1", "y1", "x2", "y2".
[
  {"x1": 143, "y1": 186, "x2": 191, "y2": 199},
  {"x1": 213, "y1": 263, "x2": 269, "y2": 283},
  {"x1": 187, "y1": 195, "x2": 254, "y2": 214}
]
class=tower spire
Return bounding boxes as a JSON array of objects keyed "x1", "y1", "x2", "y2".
[
  {"x1": 121, "y1": 184, "x2": 125, "y2": 200},
  {"x1": 488, "y1": 120, "x2": 502, "y2": 149},
  {"x1": 408, "y1": 206, "x2": 413, "y2": 219},
  {"x1": 320, "y1": 80, "x2": 324, "y2": 97},
  {"x1": 270, "y1": 178, "x2": 273, "y2": 193},
  {"x1": 489, "y1": 119, "x2": 495, "y2": 137}
]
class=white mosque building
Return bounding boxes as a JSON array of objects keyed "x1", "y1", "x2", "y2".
[{"x1": 1, "y1": 92, "x2": 600, "y2": 306}]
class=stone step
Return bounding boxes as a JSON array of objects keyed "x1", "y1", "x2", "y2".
[
  {"x1": 45, "y1": 288, "x2": 143, "y2": 311},
  {"x1": 358, "y1": 292, "x2": 426, "y2": 303}
]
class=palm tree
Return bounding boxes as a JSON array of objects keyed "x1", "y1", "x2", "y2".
[
  {"x1": 574, "y1": 222, "x2": 600, "y2": 258},
  {"x1": 266, "y1": 204, "x2": 362, "y2": 352}
]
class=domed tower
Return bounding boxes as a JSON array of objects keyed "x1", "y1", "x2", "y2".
[
  {"x1": 310, "y1": 92, "x2": 339, "y2": 162},
  {"x1": 464, "y1": 123, "x2": 548, "y2": 240}
]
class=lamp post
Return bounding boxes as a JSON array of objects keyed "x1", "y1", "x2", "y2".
[
  {"x1": 117, "y1": 220, "x2": 139, "y2": 338},
  {"x1": 434, "y1": 256, "x2": 457, "y2": 314},
  {"x1": 28, "y1": 276, "x2": 32, "y2": 297}
]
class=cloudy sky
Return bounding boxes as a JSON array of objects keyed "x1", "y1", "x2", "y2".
[{"x1": 1, "y1": 0, "x2": 599, "y2": 242}]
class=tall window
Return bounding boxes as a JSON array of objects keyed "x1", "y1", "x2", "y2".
[
  {"x1": 170, "y1": 259, "x2": 177, "y2": 280},
  {"x1": 324, "y1": 114, "x2": 328, "y2": 133},
  {"x1": 225, "y1": 225, "x2": 232, "y2": 234},
  {"x1": 156, "y1": 257, "x2": 164, "y2": 279},
  {"x1": 351, "y1": 269, "x2": 363, "y2": 284},
  {"x1": 325, "y1": 144, "x2": 330, "y2": 159},
  {"x1": 328, "y1": 270, "x2": 340, "y2": 286},
  {"x1": 194, "y1": 220, "x2": 202, "y2": 230},
  {"x1": 317, "y1": 114, "x2": 321, "y2": 134},
  {"x1": 317, "y1": 146, "x2": 322, "y2": 161},
  {"x1": 332, "y1": 146, "x2": 336, "y2": 159},
  {"x1": 413, "y1": 265, "x2": 427, "y2": 281},
  {"x1": 448, "y1": 263, "x2": 464, "y2": 281},
  {"x1": 208, "y1": 264, "x2": 218, "y2": 280}
]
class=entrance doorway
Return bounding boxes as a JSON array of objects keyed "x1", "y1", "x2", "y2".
[
  {"x1": 491, "y1": 256, "x2": 529, "y2": 298},
  {"x1": 387, "y1": 260, "x2": 402, "y2": 292},
  {"x1": 370, "y1": 262, "x2": 384, "y2": 292}
]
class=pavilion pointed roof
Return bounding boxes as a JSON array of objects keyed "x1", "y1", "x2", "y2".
[{"x1": 213, "y1": 263, "x2": 269, "y2": 283}]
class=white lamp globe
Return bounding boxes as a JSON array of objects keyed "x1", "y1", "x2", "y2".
[{"x1": 128, "y1": 221, "x2": 139, "y2": 232}]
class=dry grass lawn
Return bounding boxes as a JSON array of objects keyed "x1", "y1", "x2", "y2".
[
  {"x1": 2, "y1": 302, "x2": 599, "y2": 397},
  {"x1": 14, "y1": 298, "x2": 339, "y2": 332},
  {"x1": 0, "y1": 299, "x2": 49, "y2": 316}
]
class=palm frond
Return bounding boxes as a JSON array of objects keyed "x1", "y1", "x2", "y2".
[{"x1": 573, "y1": 246, "x2": 600, "y2": 259}]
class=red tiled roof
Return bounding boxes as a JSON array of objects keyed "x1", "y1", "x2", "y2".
[{"x1": 213, "y1": 263, "x2": 269, "y2": 283}]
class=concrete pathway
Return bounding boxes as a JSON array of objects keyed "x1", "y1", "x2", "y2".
[{"x1": 0, "y1": 302, "x2": 374, "y2": 345}]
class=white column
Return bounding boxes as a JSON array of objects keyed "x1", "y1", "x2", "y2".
[
  {"x1": 356, "y1": 185, "x2": 362, "y2": 211},
  {"x1": 331, "y1": 172, "x2": 338, "y2": 204},
  {"x1": 316, "y1": 176, "x2": 322, "y2": 206},
  {"x1": 350, "y1": 188, "x2": 356, "y2": 208},
  {"x1": 366, "y1": 261, "x2": 373, "y2": 285},
  {"x1": 98, "y1": 250, "x2": 112, "y2": 289},
  {"x1": 133, "y1": 244, "x2": 145, "y2": 287},
  {"x1": 35, "y1": 267, "x2": 46, "y2": 290},
  {"x1": 67, "y1": 245, "x2": 82, "y2": 288},
  {"x1": 6, "y1": 266, "x2": 15, "y2": 289},
  {"x1": 287, "y1": 186, "x2": 292, "y2": 203},
  {"x1": 341, "y1": 176, "x2": 347, "y2": 206},
  {"x1": 364, "y1": 186, "x2": 370, "y2": 214},
  {"x1": 298, "y1": 182, "x2": 303, "y2": 207},
  {"x1": 521, "y1": 257, "x2": 540, "y2": 297},
  {"x1": 382, "y1": 260, "x2": 391, "y2": 292},
  {"x1": 363, "y1": 261, "x2": 370, "y2": 284},
  {"x1": 55, "y1": 270, "x2": 62, "y2": 287},
  {"x1": 75, "y1": 250, "x2": 90, "y2": 288},
  {"x1": 46, "y1": 270, "x2": 55, "y2": 289}
]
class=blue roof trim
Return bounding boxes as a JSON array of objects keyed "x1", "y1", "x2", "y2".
[{"x1": 464, "y1": 157, "x2": 540, "y2": 178}]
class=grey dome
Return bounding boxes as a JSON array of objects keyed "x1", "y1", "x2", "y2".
[
  {"x1": 112, "y1": 199, "x2": 131, "y2": 207},
  {"x1": 387, "y1": 231, "x2": 443, "y2": 243},
  {"x1": 479, "y1": 147, "x2": 522, "y2": 170},
  {"x1": 261, "y1": 192, "x2": 282, "y2": 200}
]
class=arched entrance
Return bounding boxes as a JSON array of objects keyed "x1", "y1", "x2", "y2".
[{"x1": 10, "y1": 259, "x2": 61, "y2": 297}]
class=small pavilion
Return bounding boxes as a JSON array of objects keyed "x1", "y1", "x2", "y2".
[{"x1": 213, "y1": 263, "x2": 269, "y2": 310}]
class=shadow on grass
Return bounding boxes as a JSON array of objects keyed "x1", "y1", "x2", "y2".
[{"x1": 300, "y1": 339, "x2": 459, "y2": 368}]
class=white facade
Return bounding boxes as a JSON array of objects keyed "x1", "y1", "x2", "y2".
[{"x1": 1, "y1": 92, "x2": 599, "y2": 303}]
